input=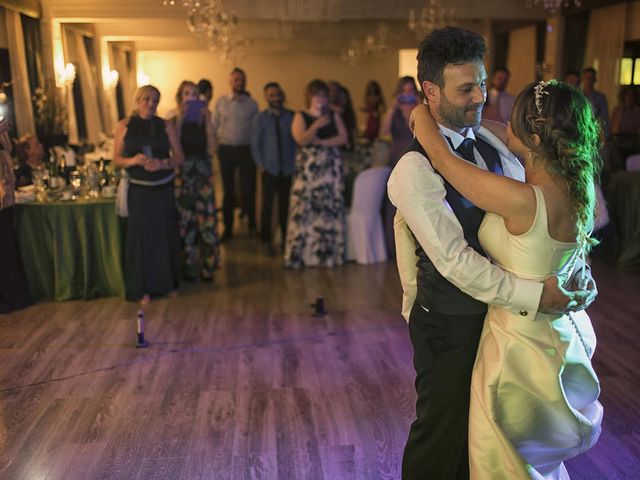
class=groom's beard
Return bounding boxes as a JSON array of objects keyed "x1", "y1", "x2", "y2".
[{"x1": 438, "y1": 93, "x2": 484, "y2": 130}]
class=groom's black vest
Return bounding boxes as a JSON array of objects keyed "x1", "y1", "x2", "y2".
[{"x1": 406, "y1": 137, "x2": 503, "y2": 315}]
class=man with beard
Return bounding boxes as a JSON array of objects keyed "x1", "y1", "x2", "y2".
[
  {"x1": 213, "y1": 67, "x2": 259, "y2": 240},
  {"x1": 387, "y1": 27, "x2": 596, "y2": 479},
  {"x1": 251, "y1": 82, "x2": 296, "y2": 255}
]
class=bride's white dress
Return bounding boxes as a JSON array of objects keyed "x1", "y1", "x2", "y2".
[{"x1": 469, "y1": 185, "x2": 603, "y2": 480}]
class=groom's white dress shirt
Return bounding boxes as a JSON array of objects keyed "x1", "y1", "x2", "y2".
[{"x1": 388, "y1": 125, "x2": 543, "y2": 322}]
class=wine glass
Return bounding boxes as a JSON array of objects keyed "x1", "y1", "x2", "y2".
[
  {"x1": 70, "y1": 169, "x2": 81, "y2": 200},
  {"x1": 33, "y1": 166, "x2": 47, "y2": 202}
]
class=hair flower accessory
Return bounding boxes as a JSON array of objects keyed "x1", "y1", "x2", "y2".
[{"x1": 534, "y1": 80, "x2": 550, "y2": 114}]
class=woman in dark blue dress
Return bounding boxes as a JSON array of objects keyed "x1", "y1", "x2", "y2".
[{"x1": 113, "y1": 85, "x2": 185, "y2": 303}]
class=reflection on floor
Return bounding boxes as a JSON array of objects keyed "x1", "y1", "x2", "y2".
[{"x1": 0, "y1": 234, "x2": 638, "y2": 479}]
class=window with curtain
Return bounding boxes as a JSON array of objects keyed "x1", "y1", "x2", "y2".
[
  {"x1": 115, "y1": 81, "x2": 126, "y2": 120},
  {"x1": 20, "y1": 14, "x2": 42, "y2": 97},
  {"x1": 563, "y1": 11, "x2": 590, "y2": 77},
  {"x1": 71, "y1": 64, "x2": 87, "y2": 142},
  {"x1": 20, "y1": 13, "x2": 44, "y2": 138},
  {"x1": 82, "y1": 35, "x2": 105, "y2": 129}
]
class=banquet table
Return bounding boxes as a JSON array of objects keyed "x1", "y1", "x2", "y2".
[
  {"x1": 14, "y1": 198, "x2": 124, "y2": 301},
  {"x1": 605, "y1": 171, "x2": 640, "y2": 272}
]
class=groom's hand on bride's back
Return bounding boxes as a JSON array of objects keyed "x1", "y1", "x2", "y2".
[{"x1": 539, "y1": 274, "x2": 597, "y2": 315}]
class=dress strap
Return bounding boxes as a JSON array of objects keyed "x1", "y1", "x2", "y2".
[{"x1": 525, "y1": 184, "x2": 547, "y2": 238}]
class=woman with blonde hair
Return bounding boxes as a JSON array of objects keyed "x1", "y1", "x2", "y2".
[
  {"x1": 113, "y1": 85, "x2": 184, "y2": 303},
  {"x1": 169, "y1": 80, "x2": 220, "y2": 281}
]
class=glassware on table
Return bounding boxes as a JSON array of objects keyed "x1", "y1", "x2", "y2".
[
  {"x1": 85, "y1": 162, "x2": 99, "y2": 198},
  {"x1": 70, "y1": 169, "x2": 82, "y2": 200},
  {"x1": 33, "y1": 165, "x2": 49, "y2": 202}
]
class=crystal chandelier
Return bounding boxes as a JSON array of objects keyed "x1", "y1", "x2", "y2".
[
  {"x1": 408, "y1": 0, "x2": 456, "y2": 40},
  {"x1": 527, "y1": 0, "x2": 582, "y2": 12},
  {"x1": 341, "y1": 23, "x2": 390, "y2": 66},
  {"x1": 162, "y1": 0, "x2": 246, "y2": 62}
]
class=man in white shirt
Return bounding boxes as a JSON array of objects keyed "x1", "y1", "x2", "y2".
[
  {"x1": 213, "y1": 68, "x2": 259, "y2": 240},
  {"x1": 387, "y1": 27, "x2": 596, "y2": 480},
  {"x1": 483, "y1": 67, "x2": 515, "y2": 124}
]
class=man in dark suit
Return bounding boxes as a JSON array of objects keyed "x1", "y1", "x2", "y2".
[{"x1": 388, "y1": 27, "x2": 596, "y2": 480}]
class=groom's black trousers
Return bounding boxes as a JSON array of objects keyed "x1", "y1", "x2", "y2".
[{"x1": 402, "y1": 302, "x2": 485, "y2": 480}]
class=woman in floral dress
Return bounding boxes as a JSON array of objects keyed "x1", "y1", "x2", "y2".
[
  {"x1": 284, "y1": 79, "x2": 348, "y2": 268},
  {"x1": 170, "y1": 80, "x2": 220, "y2": 281}
]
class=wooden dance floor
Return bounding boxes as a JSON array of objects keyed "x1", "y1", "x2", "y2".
[{"x1": 0, "y1": 237, "x2": 638, "y2": 479}]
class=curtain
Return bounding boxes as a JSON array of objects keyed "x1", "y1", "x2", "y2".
[
  {"x1": 20, "y1": 13, "x2": 42, "y2": 99},
  {"x1": 563, "y1": 11, "x2": 590, "y2": 77},
  {"x1": 63, "y1": 27, "x2": 102, "y2": 144},
  {"x1": 110, "y1": 43, "x2": 135, "y2": 118},
  {"x1": 4, "y1": 7, "x2": 35, "y2": 136},
  {"x1": 584, "y1": 3, "x2": 626, "y2": 111}
]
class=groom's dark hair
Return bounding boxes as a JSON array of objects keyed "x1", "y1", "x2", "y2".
[{"x1": 417, "y1": 27, "x2": 486, "y2": 89}]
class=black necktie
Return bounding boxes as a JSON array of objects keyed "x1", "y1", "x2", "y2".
[{"x1": 456, "y1": 138, "x2": 477, "y2": 164}]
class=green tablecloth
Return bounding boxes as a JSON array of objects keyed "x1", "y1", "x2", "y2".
[
  {"x1": 606, "y1": 171, "x2": 640, "y2": 272},
  {"x1": 15, "y1": 198, "x2": 124, "y2": 301}
]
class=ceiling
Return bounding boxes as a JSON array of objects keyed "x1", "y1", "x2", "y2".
[
  {"x1": 41, "y1": 0, "x2": 555, "y2": 52},
  {"x1": 46, "y1": 0, "x2": 546, "y2": 22}
]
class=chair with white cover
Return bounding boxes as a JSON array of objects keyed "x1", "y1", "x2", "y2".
[
  {"x1": 626, "y1": 154, "x2": 640, "y2": 171},
  {"x1": 347, "y1": 166, "x2": 391, "y2": 264}
]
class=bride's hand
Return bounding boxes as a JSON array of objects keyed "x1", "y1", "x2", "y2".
[
  {"x1": 409, "y1": 104, "x2": 427, "y2": 134},
  {"x1": 410, "y1": 103, "x2": 440, "y2": 137},
  {"x1": 411, "y1": 103, "x2": 451, "y2": 168}
]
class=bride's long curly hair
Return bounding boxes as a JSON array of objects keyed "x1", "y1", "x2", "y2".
[{"x1": 510, "y1": 80, "x2": 602, "y2": 250}]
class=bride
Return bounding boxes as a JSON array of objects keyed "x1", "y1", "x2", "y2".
[{"x1": 411, "y1": 80, "x2": 603, "y2": 479}]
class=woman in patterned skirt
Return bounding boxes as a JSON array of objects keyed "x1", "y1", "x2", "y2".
[
  {"x1": 284, "y1": 79, "x2": 348, "y2": 268},
  {"x1": 170, "y1": 80, "x2": 220, "y2": 282}
]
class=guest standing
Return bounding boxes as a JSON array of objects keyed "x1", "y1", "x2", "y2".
[
  {"x1": 564, "y1": 70, "x2": 581, "y2": 88},
  {"x1": 380, "y1": 76, "x2": 420, "y2": 258},
  {"x1": 284, "y1": 79, "x2": 348, "y2": 268},
  {"x1": 611, "y1": 86, "x2": 640, "y2": 136},
  {"x1": 170, "y1": 80, "x2": 220, "y2": 281},
  {"x1": 251, "y1": 82, "x2": 296, "y2": 256},
  {"x1": 582, "y1": 67, "x2": 610, "y2": 138},
  {"x1": 197, "y1": 78, "x2": 213, "y2": 106},
  {"x1": 361, "y1": 80, "x2": 386, "y2": 144},
  {"x1": 380, "y1": 76, "x2": 420, "y2": 167},
  {"x1": 213, "y1": 67, "x2": 258, "y2": 240},
  {"x1": 113, "y1": 85, "x2": 184, "y2": 303},
  {"x1": 483, "y1": 67, "x2": 514, "y2": 123},
  {"x1": 0, "y1": 119, "x2": 32, "y2": 313},
  {"x1": 329, "y1": 81, "x2": 357, "y2": 150}
]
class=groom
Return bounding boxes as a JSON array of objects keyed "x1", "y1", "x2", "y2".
[{"x1": 388, "y1": 27, "x2": 597, "y2": 480}]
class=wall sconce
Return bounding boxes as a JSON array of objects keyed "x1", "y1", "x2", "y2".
[
  {"x1": 59, "y1": 63, "x2": 76, "y2": 86},
  {"x1": 0, "y1": 81, "x2": 10, "y2": 104},
  {"x1": 105, "y1": 69, "x2": 119, "y2": 89},
  {"x1": 137, "y1": 70, "x2": 150, "y2": 87}
]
